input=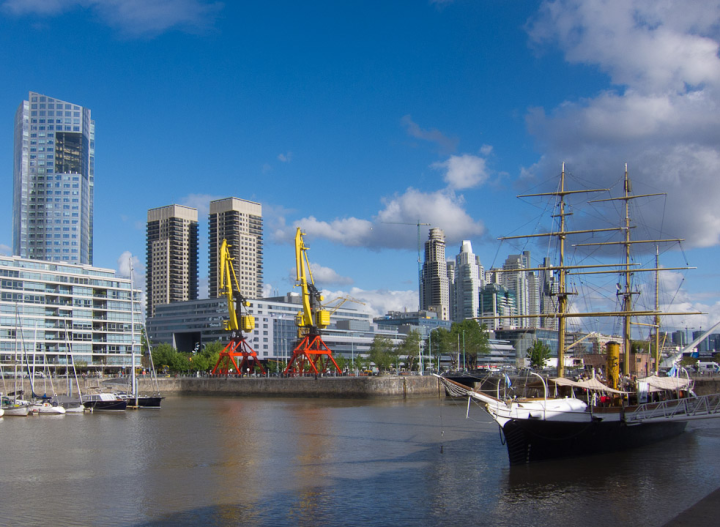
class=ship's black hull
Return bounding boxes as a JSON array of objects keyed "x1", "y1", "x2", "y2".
[
  {"x1": 83, "y1": 400, "x2": 127, "y2": 411},
  {"x1": 502, "y1": 417, "x2": 688, "y2": 465},
  {"x1": 128, "y1": 396, "x2": 164, "y2": 408}
]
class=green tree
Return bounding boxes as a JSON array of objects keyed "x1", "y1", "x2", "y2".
[
  {"x1": 152, "y1": 343, "x2": 178, "y2": 372},
  {"x1": 452, "y1": 320, "x2": 490, "y2": 370},
  {"x1": 396, "y1": 329, "x2": 422, "y2": 371},
  {"x1": 333, "y1": 354, "x2": 348, "y2": 373},
  {"x1": 369, "y1": 335, "x2": 394, "y2": 372},
  {"x1": 527, "y1": 340, "x2": 552, "y2": 370},
  {"x1": 429, "y1": 327, "x2": 454, "y2": 368}
]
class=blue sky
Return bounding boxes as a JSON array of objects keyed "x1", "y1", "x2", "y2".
[{"x1": 2, "y1": 0, "x2": 720, "y2": 337}]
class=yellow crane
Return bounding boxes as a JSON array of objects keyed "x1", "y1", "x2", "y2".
[
  {"x1": 284, "y1": 228, "x2": 341, "y2": 376},
  {"x1": 212, "y1": 239, "x2": 266, "y2": 375}
]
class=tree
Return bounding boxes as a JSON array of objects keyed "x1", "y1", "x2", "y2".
[
  {"x1": 396, "y1": 330, "x2": 422, "y2": 371},
  {"x1": 452, "y1": 320, "x2": 490, "y2": 370},
  {"x1": 429, "y1": 327, "x2": 455, "y2": 368},
  {"x1": 527, "y1": 340, "x2": 552, "y2": 370},
  {"x1": 369, "y1": 335, "x2": 394, "y2": 372}
]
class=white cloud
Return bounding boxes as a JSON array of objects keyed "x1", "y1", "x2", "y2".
[
  {"x1": 277, "y1": 152, "x2": 293, "y2": 163},
  {"x1": 117, "y1": 250, "x2": 143, "y2": 280},
  {"x1": 522, "y1": 0, "x2": 720, "y2": 249},
  {"x1": 0, "y1": 244, "x2": 10, "y2": 256},
  {"x1": 320, "y1": 287, "x2": 419, "y2": 318},
  {"x1": 401, "y1": 114, "x2": 458, "y2": 154},
  {"x1": 1, "y1": 0, "x2": 222, "y2": 37},
  {"x1": 275, "y1": 187, "x2": 486, "y2": 250},
  {"x1": 432, "y1": 154, "x2": 490, "y2": 190},
  {"x1": 310, "y1": 263, "x2": 354, "y2": 287},
  {"x1": 179, "y1": 193, "x2": 223, "y2": 217}
]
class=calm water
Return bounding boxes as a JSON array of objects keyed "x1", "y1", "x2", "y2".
[{"x1": 1, "y1": 395, "x2": 719, "y2": 526}]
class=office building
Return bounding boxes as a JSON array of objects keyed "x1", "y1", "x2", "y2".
[
  {"x1": 146, "y1": 205, "x2": 199, "y2": 318},
  {"x1": 146, "y1": 293, "x2": 383, "y2": 363},
  {"x1": 451, "y1": 240, "x2": 484, "y2": 322},
  {"x1": 479, "y1": 283, "x2": 517, "y2": 330},
  {"x1": 13, "y1": 92, "x2": 94, "y2": 265},
  {"x1": 208, "y1": 198, "x2": 263, "y2": 299},
  {"x1": 0, "y1": 255, "x2": 141, "y2": 374},
  {"x1": 420, "y1": 228, "x2": 450, "y2": 321},
  {"x1": 500, "y1": 251, "x2": 540, "y2": 328}
]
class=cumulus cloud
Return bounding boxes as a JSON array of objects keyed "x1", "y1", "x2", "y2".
[
  {"x1": 320, "y1": 287, "x2": 419, "y2": 318},
  {"x1": 1, "y1": 0, "x2": 222, "y2": 37},
  {"x1": 401, "y1": 115, "x2": 458, "y2": 154},
  {"x1": 117, "y1": 250, "x2": 143, "y2": 279},
  {"x1": 522, "y1": 0, "x2": 720, "y2": 249},
  {"x1": 179, "y1": 193, "x2": 223, "y2": 217},
  {"x1": 275, "y1": 187, "x2": 486, "y2": 250},
  {"x1": 277, "y1": 152, "x2": 293, "y2": 163},
  {"x1": 432, "y1": 154, "x2": 490, "y2": 190},
  {"x1": 310, "y1": 263, "x2": 354, "y2": 287}
]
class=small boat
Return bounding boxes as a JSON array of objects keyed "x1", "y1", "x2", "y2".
[
  {"x1": 119, "y1": 392, "x2": 164, "y2": 408},
  {"x1": 82, "y1": 392, "x2": 127, "y2": 411},
  {"x1": 34, "y1": 401, "x2": 66, "y2": 415},
  {"x1": 1, "y1": 395, "x2": 30, "y2": 417}
]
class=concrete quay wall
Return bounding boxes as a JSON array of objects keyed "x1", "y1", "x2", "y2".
[
  {"x1": 692, "y1": 379, "x2": 720, "y2": 396},
  {"x1": 137, "y1": 375, "x2": 446, "y2": 399}
]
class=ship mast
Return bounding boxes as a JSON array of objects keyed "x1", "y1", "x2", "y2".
[
  {"x1": 494, "y1": 163, "x2": 610, "y2": 378},
  {"x1": 583, "y1": 165, "x2": 689, "y2": 375},
  {"x1": 482, "y1": 164, "x2": 698, "y2": 378}
]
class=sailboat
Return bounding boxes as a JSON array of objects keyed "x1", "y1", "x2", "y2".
[
  {"x1": 117, "y1": 258, "x2": 163, "y2": 409},
  {"x1": 438, "y1": 164, "x2": 720, "y2": 465},
  {"x1": 1, "y1": 311, "x2": 30, "y2": 416}
]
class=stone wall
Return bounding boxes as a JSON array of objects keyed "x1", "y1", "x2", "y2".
[{"x1": 136, "y1": 375, "x2": 445, "y2": 399}]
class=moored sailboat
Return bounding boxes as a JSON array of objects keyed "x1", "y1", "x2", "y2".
[{"x1": 439, "y1": 164, "x2": 720, "y2": 465}]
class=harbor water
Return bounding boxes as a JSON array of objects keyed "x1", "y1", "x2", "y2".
[{"x1": 1, "y1": 395, "x2": 719, "y2": 526}]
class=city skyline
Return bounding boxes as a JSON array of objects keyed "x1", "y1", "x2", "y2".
[{"x1": 2, "y1": 1, "x2": 720, "y2": 334}]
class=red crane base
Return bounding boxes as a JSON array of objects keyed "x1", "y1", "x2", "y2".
[
  {"x1": 212, "y1": 338, "x2": 267, "y2": 376},
  {"x1": 284, "y1": 334, "x2": 341, "y2": 376}
]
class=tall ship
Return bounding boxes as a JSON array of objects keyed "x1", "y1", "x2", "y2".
[{"x1": 439, "y1": 164, "x2": 720, "y2": 465}]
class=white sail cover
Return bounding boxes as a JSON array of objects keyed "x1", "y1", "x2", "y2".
[
  {"x1": 548, "y1": 377, "x2": 627, "y2": 394},
  {"x1": 638, "y1": 374, "x2": 691, "y2": 393}
]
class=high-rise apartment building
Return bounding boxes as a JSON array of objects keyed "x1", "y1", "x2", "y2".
[
  {"x1": 13, "y1": 92, "x2": 94, "y2": 265},
  {"x1": 420, "y1": 228, "x2": 450, "y2": 321},
  {"x1": 452, "y1": 240, "x2": 484, "y2": 322},
  {"x1": 208, "y1": 197, "x2": 263, "y2": 299},
  {"x1": 479, "y1": 283, "x2": 517, "y2": 330},
  {"x1": 146, "y1": 205, "x2": 199, "y2": 318},
  {"x1": 500, "y1": 251, "x2": 540, "y2": 328}
]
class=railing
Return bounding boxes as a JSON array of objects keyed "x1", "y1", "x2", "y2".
[{"x1": 625, "y1": 393, "x2": 720, "y2": 423}]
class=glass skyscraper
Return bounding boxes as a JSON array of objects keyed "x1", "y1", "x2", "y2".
[{"x1": 13, "y1": 91, "x2": 95, "y2": 265}]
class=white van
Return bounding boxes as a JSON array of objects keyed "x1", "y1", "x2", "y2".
[{"x1": 696, "y1": 361, "x2": 720, "y2": 373}]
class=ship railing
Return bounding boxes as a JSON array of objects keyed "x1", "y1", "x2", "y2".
[{"x1": 625, "y1": 394, "x2": 720, "y2": 423}]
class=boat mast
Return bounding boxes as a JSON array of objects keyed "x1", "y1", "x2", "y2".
[
  {"x1": 622, "y1": 165, "x2": 633, "y2": 377},
  {"x1": 655, "y1": 246, "x2": 661, "y2": 374},
  {"x1": 130, "y1": 258, "x2": 137, "y2": 404},
  {"x1": 557, "y1": 163, "x2": 568, "y2": 378}
]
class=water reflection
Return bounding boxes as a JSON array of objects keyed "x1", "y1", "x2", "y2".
[{"x1": 0, "y1": 396, "x2": 719, "y2": 526}]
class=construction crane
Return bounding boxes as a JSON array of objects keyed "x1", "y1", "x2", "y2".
[
  {"x1": 322, "y1": 295, "x2": 366, "y2": 316},
  {"x1": 212, "y1": 239, "x2": 266, "y2": 376},
  {"x1": 284, "y1": 228, "x2": 342, "y2": 376},
  {"x1": 381, "y1": 220, "x2": 431, "y2": 310}
]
